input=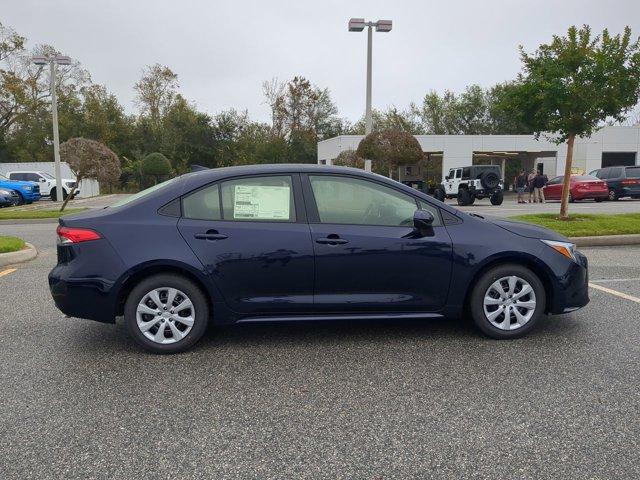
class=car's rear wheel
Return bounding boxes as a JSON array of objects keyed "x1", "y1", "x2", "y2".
[
  {"x1": 124, "y1": 274, "x2": 209, "y2": 354},
  {"x1": 469, "y1": 264, "x2": 546, "y2": 339},
  {"x1": 595, "y1": 197, "x2": 604, "y2": 203},
  {"x1": 608, "y1": 189, "x2": 618, "y2": 201},
  {"x1": 490, "y1": 190, "x2": 504, "y2": 205}
]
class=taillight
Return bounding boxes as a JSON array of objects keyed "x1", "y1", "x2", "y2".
[
  {"x1": 56, "y1": 225, "x2": 101, "y2": 244},
  {"x1": 621, "y1": 179, "x2": 639, "y2": 185}
]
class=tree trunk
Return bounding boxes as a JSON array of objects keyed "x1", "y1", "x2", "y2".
[
  {"x1": 559, "y1": 134, "x2": 575, "y2": 220},
  {"x1": 60, "y1": 177, "x2": 81, "y2": 212}
]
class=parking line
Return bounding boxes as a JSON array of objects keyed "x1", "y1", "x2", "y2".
[
  {"x1": 589, "y1": 282, "x2": 640, "y2": 304},
  {"x1": 0, "y1": 268, "x2": 17, "y2": 277}
]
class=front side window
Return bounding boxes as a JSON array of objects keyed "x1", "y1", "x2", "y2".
[
  {"x1": 609, "y1": 167, "x2": 623, "y2": 178},
  {"x1": 221, "y1": 176, "x2": 295, "y2": 222},
  {"x1": 455, "y1": 169, "x2": 462, "y2": 179},
  {"x1": 309, "y1": 175, "x2": 417, "y2": 227},
  {"x1": 548, "y1": 176, "x2": 563, "y2": 185}
]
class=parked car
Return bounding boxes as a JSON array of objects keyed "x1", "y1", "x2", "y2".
[
  {"x1": 6, "y1": 170, "x2": 78, "y2": 200},
  {"x1": 588, "y1": 166, "x2": 640, "y2": 201},
  {"x1": 0, "y1": 173, "x2": 41, "y2": 205},
  {"x1": 49, "y1": 165, "x2": 589, "y2": 354},
  {"x1": 0, "y1": 188, "x2": 21, "y2": 207},
  {"x1": 434, "y1": 165, "x2": 504, "y2": 206},
  {"x1": 543, "y1": 175, "x2": 608, "y2": 202}
]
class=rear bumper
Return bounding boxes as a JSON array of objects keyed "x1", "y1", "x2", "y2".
[
  {"x1": 618, "y1": 186, "x2": 640, "y2": 198},
  {"x1": 573, "y1": 190, "x2": 608, "y2": 200},
  {"x1": 49, "y1": 270, "x2": 116, "y2": 323}
]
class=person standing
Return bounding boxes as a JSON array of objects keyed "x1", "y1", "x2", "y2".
[
  {"x1": 515, "y1": 170, "x2": 527, "y2": 204},
  {"x1": 533, "y1": 170, "x2": 547, "y2": 203},
  {"x1": 527, "y1": 169, "x2": 536, "y2": 203}
]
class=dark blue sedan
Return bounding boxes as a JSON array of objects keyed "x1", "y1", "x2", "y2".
[{"x1": 49, "y1": 165, "x2": 589, "y2": 353}]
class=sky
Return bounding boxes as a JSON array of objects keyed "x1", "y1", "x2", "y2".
[{"x1": 3, "y1": 0, "x2": 640, "y2": 123}]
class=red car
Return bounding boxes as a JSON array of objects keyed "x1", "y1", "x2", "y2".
[{"x1": 543, "y1": 175, "x2": 608, "y2": 202}]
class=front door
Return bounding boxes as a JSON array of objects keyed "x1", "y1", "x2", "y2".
[
  {"x1": 303, "y1": 174, "x2": 453, "y2": 313},
  {"x1": 177, "y1": 174, "x2": 314, "y2": 314},
  {"x1": 543, "y1": 176, "x2": 563, "y2": 200}
]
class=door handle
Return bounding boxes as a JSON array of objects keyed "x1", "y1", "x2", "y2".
[
  {"x1": 316, "y1": 236, "x2": 348, "y2": 245},
  {"x1": 194, "y1": 231, "x2": 228, "y2": 241}
]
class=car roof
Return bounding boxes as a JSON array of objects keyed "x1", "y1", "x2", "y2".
[{"x1": 186, "y1": 164, "x2": 378, "y2": 182}]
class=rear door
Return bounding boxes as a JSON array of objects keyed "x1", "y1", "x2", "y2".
[
  {"x1": 177, "y1": 174, "x2": 315, "y2": 314},
  {"x1": 543, "y1": 176, "x2": 563, "y2": 199},
  {"x1": 303, "y1": 174, "x2": 452, "y2": 313}
]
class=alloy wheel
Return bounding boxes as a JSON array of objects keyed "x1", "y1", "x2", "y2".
[
  {"x1": 136, "y1": 287, "x2": 195, "y2": 344},
  {"x1": 483, "y1": 275, "x2": 536, "y2": 330}
]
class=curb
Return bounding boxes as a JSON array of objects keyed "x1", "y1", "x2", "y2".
[
  {"x1": 570, "y1": 234, "x2": 640, "y2": 247},
  {"x1": 0, "y1": 218, "x2": 59, "y2": 225},
  {"x1": 0, "y1": 242, "x2": 38, "y2": 267}
]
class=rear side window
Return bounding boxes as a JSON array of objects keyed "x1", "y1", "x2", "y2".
[
  {"x1": 595, "y1": 168, "x2": 609, "y2": 179},
  {"x1": 183, "y1": 184, "x2": 221, "y2": 220},
  {"x1": 221, "y1": 176, "x2": 295, "y2": 222},
  {"x1": 9, "y1": 173, "x2": 23, "y2": 181},
  {"x1": 462, "y1": 167, "x2": 471, "y2": 178},
  {"x1": 609, "y1": 167, "x2": 623, "y2": 178},
  {"x1": 309, "y1": 175, "x2": 417, "y2": 227},
  {"x1": 626, "y1": 167, "x2": 640, "y2": 178}
]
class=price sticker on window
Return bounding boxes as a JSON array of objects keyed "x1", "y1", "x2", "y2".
[{"x1": 233, "y1": 185, "x2": 290, "y2": 220}]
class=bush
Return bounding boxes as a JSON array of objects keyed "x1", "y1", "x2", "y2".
[
  {"x1": 356, "y1": 129, "x2": 424, "y2": 178},
  {"x1": 333, "y1": 149, "x2": 365, "y2": 169},
  {"x1": 140, "y1": 153, "x2": 173, "y2": 185}
]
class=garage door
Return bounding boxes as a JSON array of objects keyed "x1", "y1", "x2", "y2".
[{"x1": 602, "y1": 152, "x2": 637, "y2": 167}]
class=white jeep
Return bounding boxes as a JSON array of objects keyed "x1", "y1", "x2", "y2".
[{"x1": 434, "y1": 165, "x2": 504, "y2": 206}]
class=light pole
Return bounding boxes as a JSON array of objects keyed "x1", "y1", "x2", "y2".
[
  {"x1": 32, "y1": 54, "x2": 71, "y2": 202},
  {"x1": 348, "y1": 18, "x2": 392, "y2": 135}
]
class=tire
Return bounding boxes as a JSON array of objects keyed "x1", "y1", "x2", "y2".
[
  {"x1": 480, "y1": 171, "x2": 500, "y2": 190},
  {"x1": 434, "y1": 188, "x2": 445, "y2": 202},
  {"x1": 608, "y1": 189, "x2": 618, "y2": 201},
  {"x1": 595, "y1": 198, "x2": 604, "y2": 203},
  {"x1": 469, "y1": 264, "x2": 546, "y2": 339},
  {"x1": 15, "y1": 192, "x2": 25, "y2": 206},
  {"x1": 124, "y1": 274, "x2": 210, "y2": 354},
  {"x1": 490, "y1": 190, "x2": 504, "y2": 205},
  {"x1": 457, "y1": 188, "x2": 472, "y2": 206},
  {"x1": 568, "y1": 193, "x2": 574, "y2": 203},
  {"x1": 49, "y1": 188, "x2": 68, "y2": 201}
]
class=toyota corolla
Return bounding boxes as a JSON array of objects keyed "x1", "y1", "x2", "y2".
[{"x1": 49, "y1": 165, "x2": 589, "y2": 353}]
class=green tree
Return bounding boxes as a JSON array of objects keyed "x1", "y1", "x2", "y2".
[
  {"x1": 140, "y1": 152, "x2": 172, "y2": 185},
  {"x1": 503, "y1": 25, "x2": 640, "y2": 219},
  {"x1": 356, "y1": 129, "x2": 424, "y2": 178},
  {"x1": 59, "y1": 137, "x2": 120, "y2": 210},
  {"x1": 333, "y1": 149, "x2": 365, "y2": 169}
]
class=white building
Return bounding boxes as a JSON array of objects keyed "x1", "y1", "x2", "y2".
[
  {"x1": 318, "y1": 125, "x2": 640, "y2": 181},
  {"x1": 0, "y1": 161, "x2": 100, "y2": 197}
]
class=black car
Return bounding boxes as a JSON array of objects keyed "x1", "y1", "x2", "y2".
[
  {"x1": 0, "y1": 188, "x2": 20, "y2": 207},
  {"x1": 49, "y1": 164, "x2": 589, "y2": 354},
  {"x1": 589, "y1": 165, "x2": 640, "y2": 200}
]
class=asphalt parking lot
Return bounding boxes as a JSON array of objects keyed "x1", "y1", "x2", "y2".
[{"x1": 1, "y1": 216, "x2": 639, "y2": 479}]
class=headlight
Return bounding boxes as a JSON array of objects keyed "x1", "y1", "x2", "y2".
[
  {"x1": 541, "y1": 239, "x2": 577, "y2": 262},
  {"x1": 0, "y1": 188, "x2": 11, "y2": 195},
  {"x1": 65, "y1": 181, "x2": 76, "y2": 188},
  {"x1": 24, "y1": 186, "x2": 32, "y2": 191}
]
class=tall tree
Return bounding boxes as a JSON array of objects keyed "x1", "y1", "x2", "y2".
[
  {"x1": 503, "y1": 25, "x2": 640, "y2": 219},
  {"x1": 134, "y1": 64, "x2": 179, "y2": 127}
]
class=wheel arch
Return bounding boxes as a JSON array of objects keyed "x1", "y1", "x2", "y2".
[
  {"x1": 462, "y1": 253, "x2": 555, "y2": 314},
  {"x1": 114, "y1": 260, "x2": 221, "y2": 320}
]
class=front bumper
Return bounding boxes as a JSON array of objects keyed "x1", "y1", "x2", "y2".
[{"x1": 546, "y1": 251, "x2": 589, "y2": 314}]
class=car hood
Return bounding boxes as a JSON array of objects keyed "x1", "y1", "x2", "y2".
[
  {"x1": 0, "y1": 180, "x2": 38, "y2": 188},
  {"x1": 482, "y1": 216, "x2": 569, "y2": 242}
]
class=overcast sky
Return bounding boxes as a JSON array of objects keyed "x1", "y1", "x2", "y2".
[{"x1": 4, "y1": 0, "x2": 640, "y2": 123}]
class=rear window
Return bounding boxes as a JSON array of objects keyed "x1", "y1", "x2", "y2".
[
  {"x1": 626, "y1": 167, "x2": 640, "y2": 178},
  {"x1": 574, "y1": 175, "x2": 599, "y2": 181},
  {"x1": 110, "y1": 177, "x2": 179, "y2": 208}
]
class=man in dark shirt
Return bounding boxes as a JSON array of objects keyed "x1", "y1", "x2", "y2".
[
  {"x1": 533, "y1": 170, "x2": 547, "y2": 203},
  {"x1": 515, "y1": 170, "x2": 527, "y2": 203}
]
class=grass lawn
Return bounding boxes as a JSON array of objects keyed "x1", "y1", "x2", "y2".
[
  {"x1": 513, "y1": 213, "x2": 640, "y2": 237},
  {"x1": 0, "y1": 235, "x2": 25, "y2": 253},
  {"x1": 0, "y1": 208, "x2": 87, "y2": 220}
]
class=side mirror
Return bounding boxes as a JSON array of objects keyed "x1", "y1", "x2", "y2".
[
  {"x1": 39, "y1": 178, "x2": 46, "y2": 182},
  {"x1": 413, "y1": 209, "x2": 434, "y2": 230},
  {"x1": 445, "y1": 176, "x2": 450, "y2": 180}
]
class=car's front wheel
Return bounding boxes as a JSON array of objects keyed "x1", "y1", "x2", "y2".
[
  {"x1": 124, "y1": 274, "x2": 209, "y2": 354},
  {"x1": 469, "y1": 264, "x2": 546, "y2": 339}
]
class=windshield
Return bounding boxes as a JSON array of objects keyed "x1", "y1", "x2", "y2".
[
  {"x1": 40, "y1": 172, "x2": 55, "y2": 179},
  {"x1": 110, "y1": 177, "x2": 179, "y2": 208}
]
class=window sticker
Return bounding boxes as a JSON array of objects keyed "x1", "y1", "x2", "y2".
[{"x1": 233, "y1": 185, "x2": 290, "y2": 220}]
